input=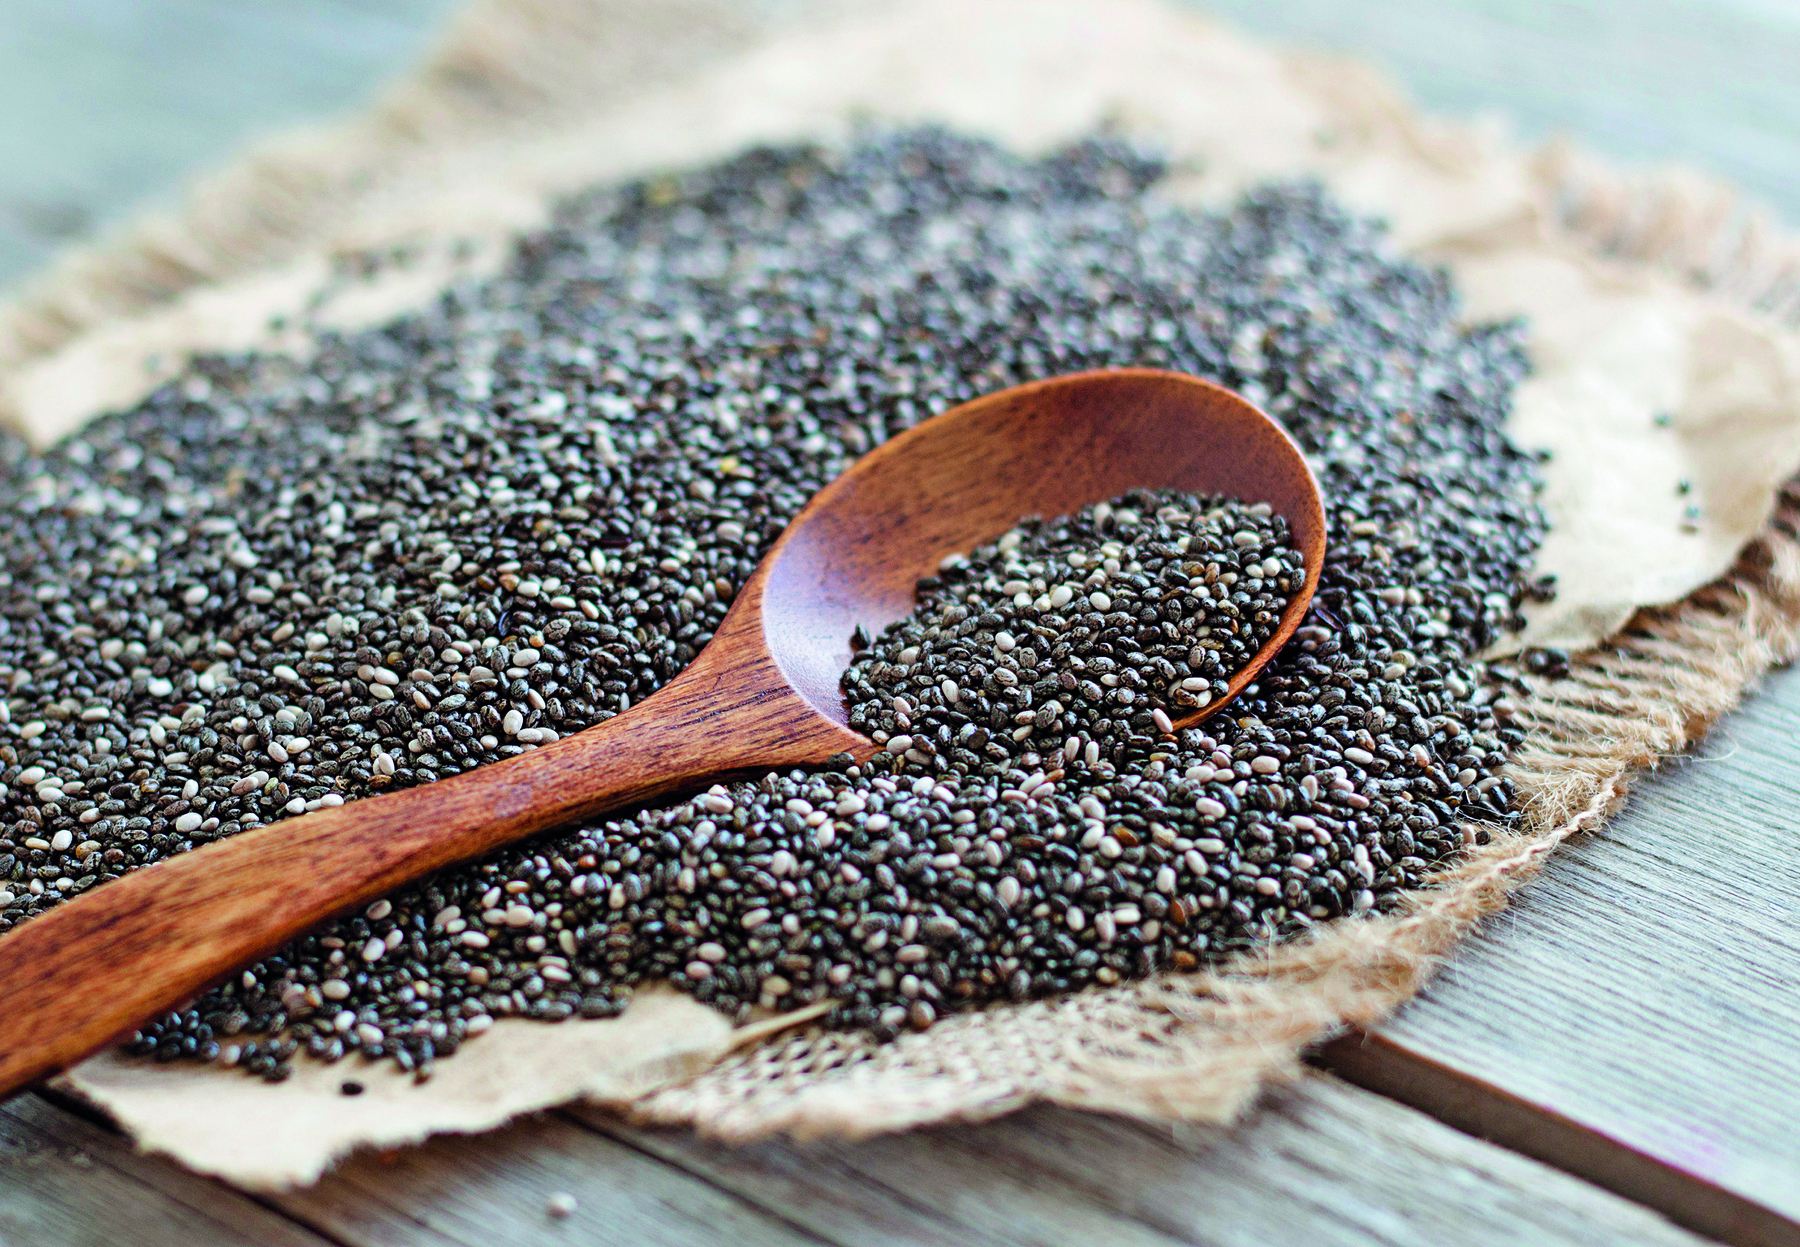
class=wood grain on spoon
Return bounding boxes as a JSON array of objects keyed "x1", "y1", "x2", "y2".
[{"x1": 0, "y1": 368, "x2": 1323, "y2": 1099}]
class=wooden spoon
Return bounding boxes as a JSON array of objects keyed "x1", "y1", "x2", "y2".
[{"x1": 0, "y1": 367, "x2": 1323, "y2": 1098}]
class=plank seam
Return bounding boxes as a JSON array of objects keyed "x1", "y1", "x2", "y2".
[{"x1": 1317, "y1": 1034, "x2": 1799, "y2": 1247}]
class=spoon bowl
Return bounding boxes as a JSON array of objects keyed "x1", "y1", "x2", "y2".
[
  {"x1": 0, "y1": 367, "x2": 1322, "y2": 1097},
  {"x1": 757, "y1": 368, "x2": 1325, "y2": 731}
]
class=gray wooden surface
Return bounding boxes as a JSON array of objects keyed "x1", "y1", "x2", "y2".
[
  {"x1": 0, "y1": 1096, "x2": 329, "y2": 1247},
  {"x1": 2, "y1": 1077, "x2": 1713, "y2": 1247},
  {"x1": 583, "y1": 1080, "x2": 1717, "y2": 1247},
  {"x1": 4, "y1": 1, "x2": 1800, "y2": 1245},
  {"x1": 1328, "y1": 659, "x2": 1800, "y2": 1244}
]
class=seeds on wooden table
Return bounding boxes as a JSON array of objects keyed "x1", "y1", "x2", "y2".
[{"x1": 0, "y1": 129, "x2": 1545, "y2": 1078}]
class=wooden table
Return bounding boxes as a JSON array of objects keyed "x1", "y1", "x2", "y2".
[{"x1": 3, "y1": 3, "x2": 1798, "y2": 1245}]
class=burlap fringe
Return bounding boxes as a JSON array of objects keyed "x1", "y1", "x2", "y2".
[
  {"x1": 5, "y1": 0, "x2": 1799, "y2": 1144},
  {"x1": 1537, "y1": 141, "x2": 1800, "y2": 328}
]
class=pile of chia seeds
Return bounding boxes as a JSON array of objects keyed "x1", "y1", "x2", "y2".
[{"x1": 0, "y1": 130, "x2": 1546, "y2": 1080}]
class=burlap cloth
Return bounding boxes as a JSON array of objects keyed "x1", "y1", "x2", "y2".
[{"x1": 10, "y1": 0, "x2": 1800, "y2": 1188}]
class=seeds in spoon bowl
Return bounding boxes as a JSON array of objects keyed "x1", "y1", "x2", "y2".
[{"x1": 845, "y1": 489, "x2": 1304, "y2": 767}]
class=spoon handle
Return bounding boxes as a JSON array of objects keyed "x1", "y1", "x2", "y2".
[{"x1": 0, "y1": 644, "x2": 860, "y2": 1099}]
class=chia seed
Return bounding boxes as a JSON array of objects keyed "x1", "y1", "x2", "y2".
[{"x1": 0, "y1": 129, "x2": 1544, "y2": 1077}]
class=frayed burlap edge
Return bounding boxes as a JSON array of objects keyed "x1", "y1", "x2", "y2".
[
  {"x1": 630, "y1": 153, "x2": 1800, "y2": 1138},
  {"x1": 1534, "y1": 140, "x2": 1800, "y2": 325},
  {"x1": 9, "y1": 0, "x2": 1800, "y2": 1148}
]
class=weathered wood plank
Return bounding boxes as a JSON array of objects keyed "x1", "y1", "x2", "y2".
[
  {"x1": 579, "y1": 1074, "x2": 1710, "y2": 1247},
  {"x1": 0, "y1": 1094, "x2": 333, "y2": 1247},
  {"x1": 267, "y1": 1108, "x2": 830, "y2": 1247},
  {"x1": 1326, "y1": 1034, "x2": 1795, "y2": 1247},
  {"x1": 1327, "y1": 660, "x2": 1800, "y2": 1246},
  {"x1": 583, "y1": 1109, "x2": 1188, "y2": 1247}
]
